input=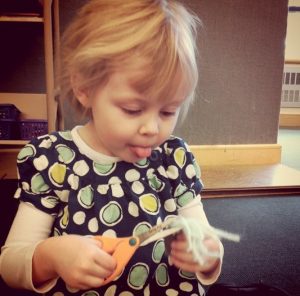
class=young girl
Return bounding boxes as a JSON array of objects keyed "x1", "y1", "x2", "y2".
[{"x1": 0, "y1": 1, "x2": 223, "y2": 295}]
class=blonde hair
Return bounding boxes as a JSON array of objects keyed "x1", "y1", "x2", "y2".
[{"x1": 60, "y1": 0, "x2": 200, "y2": 120}]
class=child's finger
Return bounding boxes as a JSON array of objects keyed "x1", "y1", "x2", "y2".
[
  {"x1": 170, "y1": 254, "x2": 201, "y2": 273},
  {"x1": 174, "y1": 232, "x2": 186, "y2": 241},
  {"x1": 88, "y1": 262, "x2": 116, "y2": 279},
  {"x1": 171, "y1": 239, "x2": 189, "y2": 251},
  {"x1": 94, "y1": 249, "x2": 117, "y2": 271},
  {"x1": 171, "y1": 249, "x2": 195, "y2": 263}
]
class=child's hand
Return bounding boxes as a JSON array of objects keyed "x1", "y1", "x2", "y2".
[
  {"x1": 170, "y1": 232, "x2": 220, "y2": 274},
  {"x1": 33, "y1": 235, "x2": 117, "y2": 290}
]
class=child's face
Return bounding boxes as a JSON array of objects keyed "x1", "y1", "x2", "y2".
[{"x1": 81, "y1": 65, "x2": 188, "y2": 163}]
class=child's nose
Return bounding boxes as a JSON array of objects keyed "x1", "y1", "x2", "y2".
[{"x1": 139, "y1": 115, "x2": 159, "y2": 136}]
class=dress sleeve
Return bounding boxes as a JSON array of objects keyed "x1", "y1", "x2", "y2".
[
  {"x1": 0, "y1": 202, "x2": 57, "y2": 292},
  {"x1": 14, "y1": 139, "x2": 62, "y2": 216},
  {"x1": 195, "y1": 242, "x2": 224, "y2": 285},
  {"x1": 163, "y1": 137, "x2": 203, "y2": 209}
]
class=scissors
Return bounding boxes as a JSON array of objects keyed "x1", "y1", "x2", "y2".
[{"x1": 94, "y1": 219, "x2": 182, "y2": 285}]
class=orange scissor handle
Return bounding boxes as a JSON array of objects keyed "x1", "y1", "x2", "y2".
[{"x1": 94, "y1": 235, "x2": 140, "y2": 285}]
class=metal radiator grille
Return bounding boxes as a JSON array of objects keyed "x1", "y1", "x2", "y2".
[{"x1": 281, "y1": 64, "x2": 300, "y2": 107}]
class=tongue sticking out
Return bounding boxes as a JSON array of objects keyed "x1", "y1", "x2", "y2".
[{"x1": 131, "y1": 146, "x2": 152, "y2": 158}]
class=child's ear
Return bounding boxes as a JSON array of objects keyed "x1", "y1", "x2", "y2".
[{"x1": 70, "y1": 73, "x2": 91, "y2": 108}]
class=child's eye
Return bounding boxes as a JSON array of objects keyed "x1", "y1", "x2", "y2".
[
  {"x1": 161, "y1": 111, "x2": 176, "y2": 117},
  {"x1": 122, "y1": 108, "x2": 141, "y2": 115}
]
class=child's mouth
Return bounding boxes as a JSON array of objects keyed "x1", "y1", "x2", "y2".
[{"x1": 130, "y1": 146, "x2": 152, "y2": 158}]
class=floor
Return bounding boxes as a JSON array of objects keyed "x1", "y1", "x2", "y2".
[{"x1": 277, "y1": 127, "x2": 300, "y2": 171}]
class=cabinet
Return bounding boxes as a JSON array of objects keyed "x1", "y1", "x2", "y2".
[{"x1": 0, "y1": 0, "x2": 60, "y2": 179}]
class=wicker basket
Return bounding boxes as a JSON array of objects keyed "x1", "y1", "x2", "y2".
[
  {"x1": 0, "y1": 104, "x2": 20, "y2": 120},
  {"x1": 19, "y1": 119, "x2": 48, "y2": 140},
  {"x1": 0, "y1": 119, "x2": 19, "y2": 140}
]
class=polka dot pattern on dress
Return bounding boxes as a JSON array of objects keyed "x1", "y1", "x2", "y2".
[{"x1": 15, "y1": 130, "x2": 204, "y2": 295}]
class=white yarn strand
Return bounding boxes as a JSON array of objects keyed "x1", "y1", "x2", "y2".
[{"x1": 170, "y1": 217, "x2": 240, "y2": 265}]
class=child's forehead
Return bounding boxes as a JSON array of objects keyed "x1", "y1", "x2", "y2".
[{"x1": 113, "y1": 58, "x2": 190, "y2": 102}]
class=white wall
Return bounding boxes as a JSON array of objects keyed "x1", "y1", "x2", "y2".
[{"x1": 285, "y1": 0, "x2": 300, "y2": 60}]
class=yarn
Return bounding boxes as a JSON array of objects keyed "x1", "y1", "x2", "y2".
[{"x1": 169, "y1": 216, "x2": 240, "y2": 265}]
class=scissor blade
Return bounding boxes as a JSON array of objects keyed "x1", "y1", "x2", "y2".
[{"x1": 138, "y1": 219, "x2": 182, "y2": 246}]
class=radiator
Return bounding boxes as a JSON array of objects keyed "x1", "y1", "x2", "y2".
[{"x1": 281, "y1": 64, "x2": 300, "y2": 107}]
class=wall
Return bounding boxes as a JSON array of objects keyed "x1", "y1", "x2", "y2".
[
  {"x1": 285, "y1": 0, "x2": 300, "y2": 61},
  {"x1": 174, "y1": 0, "x2": 288, "y2": 144}
]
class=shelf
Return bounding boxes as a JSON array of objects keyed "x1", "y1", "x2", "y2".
[
  {"x1": 0, "y1": 149, "x2": 20, "y2": 179},
  {"x1": 0, "y1": 13, "x2": 43, "y2": 23},
  {"x1": 0, "y1": 0, "x2": 59, "y2": 179},
  {"x1": 201, "y1": 164, "x2": 300, "y2": 198},
  {"x1": 0, "y1": 140, "x2": 28, "y2": 146},
  {"x1": 0, "y1": 93, "x2": 47, "y2": 120}
]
